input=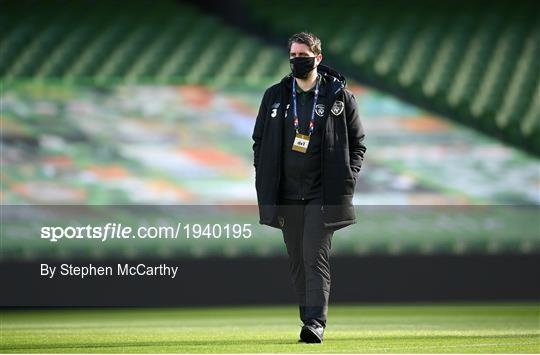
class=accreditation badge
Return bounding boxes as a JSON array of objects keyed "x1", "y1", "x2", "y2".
[{"x1": 292, "y1": 133, "x2": 310, "y2": 153}]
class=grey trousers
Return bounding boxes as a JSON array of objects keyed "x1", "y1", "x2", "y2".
[{"x1": 278, "y1": 197, "x2": 334, "y2": 327}]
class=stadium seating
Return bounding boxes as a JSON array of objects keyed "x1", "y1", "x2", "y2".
[
  {"x1": 241, "y1": 0, "x2": 540, "y2": 156},
  {"x1": 2, "y1": 0, "x2": 538, "y2": 154},
  {"x1": 1, "y1": 0, "x2": 538, "y2": 259},
  {"x1": 0, "y1": 0, "x2": 289, "y2": 86}
]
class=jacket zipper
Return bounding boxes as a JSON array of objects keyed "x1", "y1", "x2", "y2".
[
  {"x1": 321, "y1": 88, "x2": 343, "y2": 213},
  {"x1": 320, "y1": 104, "x2": 328, "y2": 214}
]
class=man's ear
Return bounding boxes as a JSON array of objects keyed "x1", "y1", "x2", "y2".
[{"x1": 316, "y1": 54, "x2": 323, "y2": 66}]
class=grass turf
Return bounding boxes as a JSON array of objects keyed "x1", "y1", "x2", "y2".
[{"x1": 1, "y1": 303, "x2": 539, "y2": 353}]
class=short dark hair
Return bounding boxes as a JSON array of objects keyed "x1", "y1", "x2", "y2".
[{"x1": 288, "y1": 32, "x2": 322, "y2": 55}]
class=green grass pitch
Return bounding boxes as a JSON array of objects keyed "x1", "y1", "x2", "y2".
[{"x1": 1, "y1": 303, "x2": 539, "y2": 353}]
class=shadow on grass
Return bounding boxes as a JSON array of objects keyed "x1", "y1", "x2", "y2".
[{"x1": 0, "y1": 338, "x2": 302, "y2": 352}]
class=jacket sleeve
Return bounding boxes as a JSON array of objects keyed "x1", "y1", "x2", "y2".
[
  {"x1": 252, "y1": 88, "x2": 270, "y2": 169},
  {"x1": 344, "y1": 90, "x2": 367, "y2": 176}
]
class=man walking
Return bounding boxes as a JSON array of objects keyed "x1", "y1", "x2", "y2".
[{"x1": 252, "y1": 32, "x2": 366, "y2": 343}]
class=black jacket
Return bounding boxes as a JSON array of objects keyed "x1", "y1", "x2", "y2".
[{"x1": 252, "y1": 64, "x2": 367, "y2": 230}]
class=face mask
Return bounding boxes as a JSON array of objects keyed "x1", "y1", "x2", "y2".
[{"x1": 290, "y1": 56, "x2": 316, "y2": 79}]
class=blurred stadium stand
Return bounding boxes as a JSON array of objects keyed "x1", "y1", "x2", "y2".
[
  {"x1": 0, "y1": 0, "x2": 288, "y2": 86},
  {"x1": 226, "y1": 0, "x2": 540, "y2": 155},
  {"x1": 2, "y1": 0, "x2": 539, "y2": 154}
]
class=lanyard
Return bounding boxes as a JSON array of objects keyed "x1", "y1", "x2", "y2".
[{"x1": 291, "y1": 74, "x2": 320, "y2": 136}]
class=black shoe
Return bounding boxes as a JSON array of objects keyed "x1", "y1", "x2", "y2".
[{"x1": 299, "y1": 321, "x2": 324, "y2": 343}]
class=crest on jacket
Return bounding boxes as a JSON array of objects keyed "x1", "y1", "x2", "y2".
[
  {"x1": 315, "y1": 104, "x2": 325, "y2": 117},
  {"x1": 331, "y1": 100, "x2": 344, "y2": 116}
]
